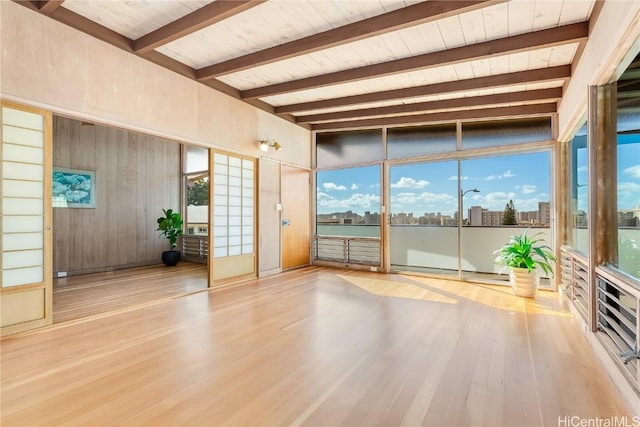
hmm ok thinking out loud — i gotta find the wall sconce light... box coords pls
[259,139,282,152]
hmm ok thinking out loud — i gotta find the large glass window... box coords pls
[316,165,381,237]
[389,160,458,276]
[387,124,456,159]
[571,123,588,254]
[460,152,552,282]
[615,110,640,279]
[316,130,383,168]
[462,117,552,150]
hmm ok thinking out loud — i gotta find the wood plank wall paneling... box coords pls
[52,116,181,275]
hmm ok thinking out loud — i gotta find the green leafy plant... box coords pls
[493,230,556,276]
[156,209,184,249]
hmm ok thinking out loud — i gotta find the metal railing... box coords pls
[314,235,380,266]
[182,235,208,262]
[560,248,590,322]
[595,267,640,391]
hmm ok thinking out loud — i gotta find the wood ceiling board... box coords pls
[158,0,407,69]
[61,0,212,40]
[239,22,587,99]
[196,1,503,80]
[311,103,557,131]
[133,1,266,54]
[291,81,566,116]
[558,0,595,24]
[274,65,571,114]
[252,46,575,108]
[295,88,562,123]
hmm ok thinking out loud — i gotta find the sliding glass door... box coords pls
[389,160,459,276]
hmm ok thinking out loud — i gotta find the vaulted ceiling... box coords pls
[16,0,596,131]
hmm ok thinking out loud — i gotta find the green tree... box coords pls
[502,199,517,225]
[187,178,209,206]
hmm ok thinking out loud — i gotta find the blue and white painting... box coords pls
[52,168,96,208]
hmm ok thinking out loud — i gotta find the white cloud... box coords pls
[618,182,640,209]
[520,184,537,194]
[322,182,347,191]
[484,170,516,181]
[448,175,468,181]
[391,177,429,189]
[369,183,380,189]
[350,183,359,190]
[577,166,588,172]
[624,165,640,179]
[317,193,380,210]
[390,192,456,213]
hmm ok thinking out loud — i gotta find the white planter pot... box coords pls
[509,267,539,297]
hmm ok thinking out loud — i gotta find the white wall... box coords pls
[558,1,640,141]
[0,2,310,166]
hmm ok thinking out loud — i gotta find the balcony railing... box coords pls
[560,248,590,322]
[595,267,640,392]
[314,235,380,266]
[182,235,208,263]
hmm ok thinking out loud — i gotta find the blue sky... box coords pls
[317,141,640,217]
[317,152,552,217]
[576,135,640,212]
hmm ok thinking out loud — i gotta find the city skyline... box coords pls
[317,152,552,219]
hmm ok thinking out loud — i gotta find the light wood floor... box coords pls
[2,266,633,426]
[53,262,208,323]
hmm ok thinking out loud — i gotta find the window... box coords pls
[460,152,552,282]
[316,165,381,237]
[571,123,588,254]
[615,110,640,279]
[316,129,382,168]
[462,117,552,150]
[387,124,456,159]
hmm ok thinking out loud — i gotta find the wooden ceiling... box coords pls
[16,0,596,131]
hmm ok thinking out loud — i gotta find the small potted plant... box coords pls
[156,208,184,266]
[493,230,556,297]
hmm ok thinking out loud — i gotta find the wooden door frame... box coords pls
[1,100,53,336]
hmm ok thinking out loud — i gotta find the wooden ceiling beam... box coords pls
[311,103,557,131]
[38,0,63,14]
[9,1,308,129]
[296,88,563,124]
[242,22,587,99]
[196,0,505,80]
[276,65,571,114]
[133,1,265,54]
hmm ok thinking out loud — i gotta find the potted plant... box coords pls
[156,208,184,266]
[493,230,556,297]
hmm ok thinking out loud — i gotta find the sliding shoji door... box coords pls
[209,151,256,282]
[1,102,53,336]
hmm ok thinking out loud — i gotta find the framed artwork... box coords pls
[52,167,96,208]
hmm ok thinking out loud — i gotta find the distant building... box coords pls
[468,206,484,226]
[186,205,209,235]
[518,210,538,224]
[538,202,551,226]
[482,210,506,226]
[619,208,640,227]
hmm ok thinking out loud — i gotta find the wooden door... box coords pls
[1,102,53,336]
[281,165,310,270]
